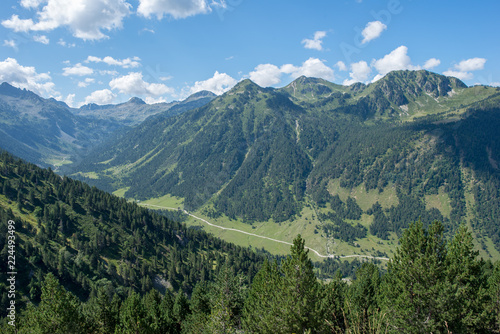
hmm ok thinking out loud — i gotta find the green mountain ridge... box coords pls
[70,70,500,258]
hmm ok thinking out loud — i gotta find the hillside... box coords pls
[70,70,500,259]
[0,151,270,313]
[0,83,215,170]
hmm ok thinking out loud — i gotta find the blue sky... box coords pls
[0,0,499,107]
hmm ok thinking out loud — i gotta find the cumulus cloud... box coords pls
[454,57,486,72]
[335,61,347,72]
[189,71,237,95]
[62,63,94,76]
[78,78,95,88]
[137,0,220,19]
[443,57,487,81]
[86,55,141,68]
[33,35,49,44]
[423,58,440,70]
[0,57,56,96]
[85,89,116,105]
[372,45,419,77]
[442,70,473,81]
[302,31,327,51]
[361,21,387,44]
[343,61,371,85]
[20,0,44,8]
[281,57,334,81]
[110,72,173,96]
[2,0,131,40]
[249,64,282,87]
[1,15,35,33]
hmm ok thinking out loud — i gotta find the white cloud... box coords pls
[64,93,76,107]
[1,15,35,32]
[423,58,440,70]
[189,71,237,95]
[33,35,49,44]
[78,78,95,88]
[85,89,116,105]
[442,70,473,81]
[86,55,141,68]
[454,57,486,72]
[302,31,327,51]
[2,0,131,40]
[137,0,217,19]
[335,61,347,72]
[361,21,387,44]
[57,39,76,48]
[442,57,486,81]
[343,61,371,85]
[3,40,18,50]
[145,96,167,104]
[0,57,56,96]
[110,72,173,96]
[20,0,44,8]
[281,57,334,81]
[490,82,500,87]
[372,45,419,77]
[249,64,282,87]
[62,63,94,76]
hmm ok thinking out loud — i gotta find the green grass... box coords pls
[425,188,452,218]
[327,179,398,211]
[141,194,184,209]
[112,187,130,198]
[74,171,100,179]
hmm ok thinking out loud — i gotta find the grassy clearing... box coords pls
[73,171,100,179]
[327,179,398,211]
[425,188,452,218]
[112,187,130,198]
[141,194,184,209]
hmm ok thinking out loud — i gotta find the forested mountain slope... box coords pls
[71,70,500,256]
[0,152,267,315]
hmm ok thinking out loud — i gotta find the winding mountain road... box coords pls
[141,203,390,261]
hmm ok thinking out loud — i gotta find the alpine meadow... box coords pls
[1,0,500,333]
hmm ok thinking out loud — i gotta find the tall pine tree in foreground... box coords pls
[380,221,490,333]
[243,235,322,333]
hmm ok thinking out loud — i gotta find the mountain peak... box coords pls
[128,97,146,105]
[372,70,467,101]
[185,90,217,101]
[231,79,262,91]
[0,82,41,101]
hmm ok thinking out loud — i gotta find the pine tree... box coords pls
[242,259,284,333]
[346,262,381,331]
[21,273,84,333]
[443,224,489,332]
[116,291,148,334]
[380,220,448,333]
[280,234,321,333]
[207,264,245,333]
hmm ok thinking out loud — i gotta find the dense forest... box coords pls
[0,152,366,328]
[1,223,499,333]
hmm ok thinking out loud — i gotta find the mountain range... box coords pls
[1,70,499,260]
[66,70,500,259]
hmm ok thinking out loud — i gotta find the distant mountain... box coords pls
[0,83,216,169]
[0,82,123,169]
[74,90,216,126]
